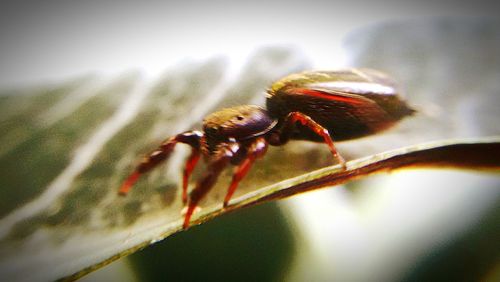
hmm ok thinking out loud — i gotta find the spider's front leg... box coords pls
[223,137,268,207]
[119,131,203,200]
[183,142,240,229]
[274,112,346,168]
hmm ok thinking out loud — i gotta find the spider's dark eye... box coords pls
[206,127,218,135]
[236,116,244,121]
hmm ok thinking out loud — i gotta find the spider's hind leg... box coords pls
[274,112,346,168]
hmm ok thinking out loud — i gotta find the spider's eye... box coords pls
[206,126,218,135]
[236,115,244,121]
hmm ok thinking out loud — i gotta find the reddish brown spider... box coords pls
[119,68,415,228]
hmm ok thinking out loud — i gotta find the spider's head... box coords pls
[202,105,276,155]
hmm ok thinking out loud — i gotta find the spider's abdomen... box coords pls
[266,68,415,141]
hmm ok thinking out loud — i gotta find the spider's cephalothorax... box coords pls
[119,68,415,228]
[201,105,276,157]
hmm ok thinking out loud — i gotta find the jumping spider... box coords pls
[119,68,415,228]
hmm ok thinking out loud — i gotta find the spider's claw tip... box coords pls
[118,185,129,196]
[336,156,347,170]
[118,171,141,195]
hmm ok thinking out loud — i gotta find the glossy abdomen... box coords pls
[266,69,415,141]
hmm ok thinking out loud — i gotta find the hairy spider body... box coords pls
[119,68,415,228]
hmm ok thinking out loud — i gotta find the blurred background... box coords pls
[0,1,499,282]
[1,0,498,88]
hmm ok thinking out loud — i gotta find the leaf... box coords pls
[70,137,500,281]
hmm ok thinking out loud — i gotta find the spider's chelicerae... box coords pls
[119,68,415,228]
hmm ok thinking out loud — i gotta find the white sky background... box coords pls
[0,0,498,88]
